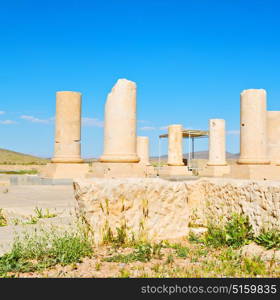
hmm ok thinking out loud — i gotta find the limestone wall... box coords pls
[188,178,280,234]
[73,177,280,244]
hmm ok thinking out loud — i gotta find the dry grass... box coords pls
[0,148,49,165]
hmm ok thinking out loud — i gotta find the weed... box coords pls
[171,244,190,258]
[203,213,254,248]
[0,227,93,276]
[255,230,280,250]
[165,254,174,265]
[0,209,7,227]
[242,257,266,276]
[34,207,57,219]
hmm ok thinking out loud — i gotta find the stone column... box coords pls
[238,89,270,165]
[52,91,83,163]
[267,111,280,165]
[137,136,151,165]
[167,124,184,166]
[99,79,140,163]
[207,119,227,166]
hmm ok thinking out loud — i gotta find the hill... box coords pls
[151,151,239,161]
[0,148,49,165]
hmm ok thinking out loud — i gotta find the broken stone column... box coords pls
[167,124,184,166]
[267,111,280,165]
[238,89,270,164]
[52,91,83,163]
[207,119,227,166]
[99,79,139,163]
[137,136,151,165]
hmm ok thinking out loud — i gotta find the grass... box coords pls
[0,209,7,227]
[34,207,57,219]
[1,212,280,278]
[0,169,38,175]
[255,230,280,250]
[0,148,49,165]
[0,226,93,277]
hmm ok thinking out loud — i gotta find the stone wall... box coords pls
[189,178,280,234]
[73,177,280,244]
[73,178,189,244]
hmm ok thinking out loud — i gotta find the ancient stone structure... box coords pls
[238,89,270,165]
[99,79,140,163]
[137,136,151,165]
[207,119,227,166]
[167,124,184,166]
[73,178,189,244]
[202,119,230,177]
[52,91,83,163]
[40,91,89,179]
[159,124,192,176]
[73,177,280,244]
[267,111,280,165]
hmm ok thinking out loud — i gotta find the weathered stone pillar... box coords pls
[99,79,140,163]
[267,111,280,165]
[137,136,151,165]
[52,91,83,163]
[207,119,227,166]
[238,89,270,165]
[167,124,184,166]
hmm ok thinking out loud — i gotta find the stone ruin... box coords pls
[38,80,280,243]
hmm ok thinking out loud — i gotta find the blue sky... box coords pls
[1,0,280,158]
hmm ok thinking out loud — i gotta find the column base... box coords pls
[158,166,193,177]
[200,165,231,177]
[40,163,89,179]
[51,157,83,163]
[237,158,270,165]
[226,164,280,180]
[99,154,140,163]
[87,162,153,178]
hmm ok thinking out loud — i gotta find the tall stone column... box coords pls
[207,119,227,166]
[137,136,151,165]
[167,124,184,166]
[99,79,140,163]
[52,91,83,163]
[267,111,280,165]
[238,89,270,165]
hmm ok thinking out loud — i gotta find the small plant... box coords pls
[104,242,152,263]
[255,230,280,250]
[152,242,164,259]
[242,256,266,276]
[171,244,190,258]
[34,207,57,219]
[165,254,174,265]
[203,213,254,248]
[25,215,38,225]
[224,213,254,248]
[0,209,7,227]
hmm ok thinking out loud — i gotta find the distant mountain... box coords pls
[0,148,49,164]
[151,151,239,161]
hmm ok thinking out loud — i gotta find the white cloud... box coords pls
[0,111,5,115]
[227,130,240,135]
[140,126,157,131]
[0,120,17,125]
[82,117,104,127]
[20,115,50,124]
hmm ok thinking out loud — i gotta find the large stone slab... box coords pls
[73,178,190,244]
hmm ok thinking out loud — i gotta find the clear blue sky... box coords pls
[1,0,280,158]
